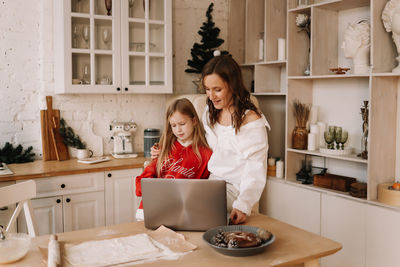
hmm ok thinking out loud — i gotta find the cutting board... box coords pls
[51,116,70,161]
[40,96,69,161]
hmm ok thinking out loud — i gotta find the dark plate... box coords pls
[202,225,275,257]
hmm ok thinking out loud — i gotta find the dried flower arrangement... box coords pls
[292,99,310,128]
[295,14,311,39]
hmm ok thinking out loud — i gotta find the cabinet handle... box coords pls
[66,198,71,203]
[117,87,121,91]
[56,199,61,204]
[61,184,66,189]
[124,87,128,92]
[0,207,8,211]
[107,173,112,178]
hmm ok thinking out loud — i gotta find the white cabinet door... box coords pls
[262,179,321,235]
[320,194,366,267]
[105,169,142,225]
[63,191,105,232]
[18,196,63,236]
[365,205,400,267]
[121,0,173,94]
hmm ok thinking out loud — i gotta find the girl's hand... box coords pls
[150,143,160,159]
[229,208,247,225]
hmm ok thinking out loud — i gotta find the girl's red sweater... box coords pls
[135,140,212,208]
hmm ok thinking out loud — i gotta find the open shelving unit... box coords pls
[228,0,287,161]
[229,0,399,208]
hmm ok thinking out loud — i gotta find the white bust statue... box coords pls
[341,20,370,74]
[382,0,400,73]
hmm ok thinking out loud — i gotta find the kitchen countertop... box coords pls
[0,155,148,182]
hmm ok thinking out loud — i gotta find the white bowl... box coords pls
[0,233,31,264]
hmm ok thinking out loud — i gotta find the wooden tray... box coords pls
[313,173,357,192]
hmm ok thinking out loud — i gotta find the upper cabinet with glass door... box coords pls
[54,0,172,94]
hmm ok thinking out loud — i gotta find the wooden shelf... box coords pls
[252,92,286,96]
[288,74,370,79]
[287,148,368,164]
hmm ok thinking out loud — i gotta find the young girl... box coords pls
[135,98,212,220]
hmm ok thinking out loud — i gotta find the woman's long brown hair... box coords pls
[201,55,260,133]
[156,98,209,177]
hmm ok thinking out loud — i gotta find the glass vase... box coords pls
[292,127,308,150]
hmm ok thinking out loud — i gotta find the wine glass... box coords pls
[82,25,90,49]
[339,131,348,150]
[72,25,80,48]
[324,131,334,149]
[129,0,135,18]
[334,128,342,150]
[105,0,112,16]
[82,64,90,84]
[102,28,111,49]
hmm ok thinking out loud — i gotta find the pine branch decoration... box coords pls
[0,142,35,164]
[185,3,229,74]
[59,118,86,149]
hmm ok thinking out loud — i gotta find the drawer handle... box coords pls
[117,87,121,91]
[56,199,61,204]
[107,173,112,178]
[124,87,128,92]
[61,184,66,189]
[0,207,8,211]
[66,198,71,203]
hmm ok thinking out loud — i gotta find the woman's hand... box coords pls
[229,208,247,225]
[150,143,160,159]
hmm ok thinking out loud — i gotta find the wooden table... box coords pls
[5,214,341,267]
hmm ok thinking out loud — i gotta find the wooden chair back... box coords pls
[0,180,38,237]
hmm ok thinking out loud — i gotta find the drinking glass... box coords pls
[102,28,111,49]
[324,131,334,149]
[340,131,348,150]
[129,0,135,17]
[82,64,90,84]
[334,129,342,150]
[105,0,112,16]
[82,25,90,49]
[72,25,80,48]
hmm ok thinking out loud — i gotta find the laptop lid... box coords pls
[141,179,227,231]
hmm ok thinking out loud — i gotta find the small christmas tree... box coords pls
[185,3,228,74]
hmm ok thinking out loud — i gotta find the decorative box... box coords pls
[313,173,357,192]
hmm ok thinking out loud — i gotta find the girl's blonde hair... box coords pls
[156,98,209,177]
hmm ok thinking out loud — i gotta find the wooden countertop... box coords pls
[0,156,148,182]
[13,214,341,267]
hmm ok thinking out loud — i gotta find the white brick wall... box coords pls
[0,0,229,158]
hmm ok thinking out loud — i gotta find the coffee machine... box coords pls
[110,120,138,158]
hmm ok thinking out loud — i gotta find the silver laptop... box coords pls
[141,179,227,231]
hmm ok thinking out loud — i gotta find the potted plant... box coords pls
[59,119,92,159]
[292,99,310,150]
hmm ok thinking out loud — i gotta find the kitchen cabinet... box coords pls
[321,194,366,267]
[18,172,105,235]
[365,205,400,267]
[261,178,320,235]
[54,0,172,94]
[105,168,142,225]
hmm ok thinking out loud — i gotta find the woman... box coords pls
[201,54,270,224]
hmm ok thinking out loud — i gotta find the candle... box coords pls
[308,133,317,151]
[278,38,286,61]
[276,160,284,178]
[268,157,276,166]
[317,122,327,147]
[310,124,320,148]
